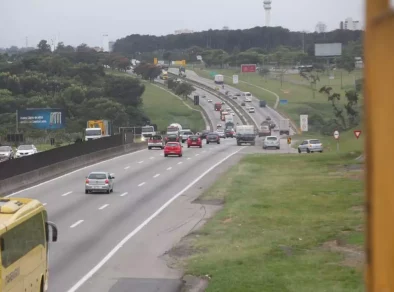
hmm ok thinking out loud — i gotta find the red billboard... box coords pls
[241,64,257,73]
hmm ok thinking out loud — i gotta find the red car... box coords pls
[187,135,202,148]
[164,142,183,157]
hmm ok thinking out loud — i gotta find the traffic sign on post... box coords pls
[300,115,308,132]
[334,130,340,140]
[354,130,362,139]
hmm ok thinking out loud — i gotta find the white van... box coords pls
[243,92,252,102]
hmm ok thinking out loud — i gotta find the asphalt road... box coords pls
[168,69,295,136]
[6,84,250,292]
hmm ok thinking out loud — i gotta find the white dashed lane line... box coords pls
[124,166,130,170]
[62,191,72,197]
[70,220,84,228]
[43,203,47,206]
[153,174,160,178]
[98,204,109,210]
[138,161,144,164]
[187,157,191,160]
[167,167,172,171]
[195,154,199,156]
[138,182,146,187]
[177,162,183,165]
[120,192,128,197]
[149,157,154,159]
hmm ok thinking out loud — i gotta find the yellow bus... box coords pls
[0,198,58,292]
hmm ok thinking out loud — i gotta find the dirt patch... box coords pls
[222,217,232,224]
[192,198,224,205]
[322,240,364,268]
[180,275,209,292]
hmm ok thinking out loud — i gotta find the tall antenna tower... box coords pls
[263,0,272,27]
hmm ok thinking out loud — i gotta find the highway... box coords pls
[168,69,295,135]
[7,84,247,292]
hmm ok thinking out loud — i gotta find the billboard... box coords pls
[241,64,257,73]
[314,43,342,57]
[172,60,186,65]
[18,108,66,129]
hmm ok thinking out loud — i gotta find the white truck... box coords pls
[225,114,234,123]
[279,119,290,135]
[236,125,256,146]
[167,123,182,135]
[141,125,157,138]
[214,74,224,84]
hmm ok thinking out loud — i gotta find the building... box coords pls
[108,41,115,52]
[340,17,362,30]
[263,0,272,27]
[174,29,194,35]
[315,22,327,33]
[102,34,109,52]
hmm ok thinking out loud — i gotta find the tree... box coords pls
[133,62,161,81]
[174,82,195,99]
[37,40,51,53]
[300,70,320,98]
[319,86,359,130]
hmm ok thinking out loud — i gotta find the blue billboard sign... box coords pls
[18,108,66,129]
[279,99,288,105]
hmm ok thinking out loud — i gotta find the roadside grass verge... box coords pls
[182,153,365,292]
[192,68,363,130]
[105,70,206,132]
[142,83,205,133]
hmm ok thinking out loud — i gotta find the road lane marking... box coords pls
[6,149,147,198]
[43,203,47,206]
[98,204,109,210]
[120,192,128,197]
[70,220,84,228]
[62,191,72,197]
[202,150,206,153]
[65,146,245,292]
[153,174,160,178]
[149,157,154,159]
[138,161,144,164]
[138,182,146,187]
[124,166,130,170]
[195,154,199,156]
[167,167,172,170]
[187,157,191,160]
[177,162,183,165]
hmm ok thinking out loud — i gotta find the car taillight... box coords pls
[198,138,201,142]
[105,179,109,184]
[85,179,89,183]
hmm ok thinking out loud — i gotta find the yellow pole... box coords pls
[365,0,394,291]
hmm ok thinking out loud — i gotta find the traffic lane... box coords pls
[26,146,204,225]
[47,141,240,291]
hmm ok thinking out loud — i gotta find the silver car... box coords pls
[298,139,323,153]
[216,129,226,138]
[85,172,115,194]
[263,136,280,150]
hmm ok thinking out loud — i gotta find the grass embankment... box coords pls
[192,68,363,127]
[182,153,364,292]
[106,70,206,133]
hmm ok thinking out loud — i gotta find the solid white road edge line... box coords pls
[5,149,147,198]
[65,146,245,292]
[70,220,84,228]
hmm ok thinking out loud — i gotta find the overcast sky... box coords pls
[0,0,364,48]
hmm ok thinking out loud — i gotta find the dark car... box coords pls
[241,102,246,106]
[200,130,210,140]
[206,133,220,144]
[225,128,235,138]
[165,134,179,143]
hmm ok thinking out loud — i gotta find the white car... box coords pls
[208,99,212,103]
[245,97,252,102]
[248,107,255,113]
[15,144,38,158]
[216,129,226,138]
[226,107,231,111]
[217,123,222,128]
[232,112,235,116]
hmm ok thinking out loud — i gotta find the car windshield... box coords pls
[267,137,278,141]
[142,127,154,133]
[183,132,193,135]
[189,136,199,140]
[246,93,251,97]
[88,173,107,179]
[18,145,33,150]
[168,134,177,138]
[310,140,321,144]
[208,134,218,137]
[166,143,178,147]
[86,129,102,136]
[0,146,11,151]
[150,136,162,140]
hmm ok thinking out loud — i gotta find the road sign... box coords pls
[280,99,288,105]
[233,75,239,84]
[153,58,158,64]
[287,137,292,144]
[209,71,217,77]
[354,130,362,139]
[334,130,340,139]
[300,115,308,132]
[241,64,257,73]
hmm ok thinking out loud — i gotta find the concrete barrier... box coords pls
[0,142,147,196]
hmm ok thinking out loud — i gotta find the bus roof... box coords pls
[0,198,44,232]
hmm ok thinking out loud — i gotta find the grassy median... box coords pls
[182,153,364,292]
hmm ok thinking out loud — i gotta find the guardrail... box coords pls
[169,72,257,128]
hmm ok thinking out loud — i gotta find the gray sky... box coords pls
[0,0,364,48]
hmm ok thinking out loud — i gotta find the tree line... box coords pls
[0,40,150,140]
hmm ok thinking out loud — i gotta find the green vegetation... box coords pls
[183,153,364,292]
